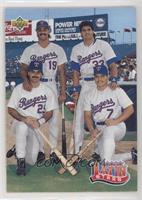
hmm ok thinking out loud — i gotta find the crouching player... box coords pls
[7,61,58,175]
[84,65,137,164]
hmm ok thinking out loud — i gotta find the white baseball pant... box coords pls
[74,80,96,153]
[95,122,132,162]
[39,81,59,150]
[11,120,44,165]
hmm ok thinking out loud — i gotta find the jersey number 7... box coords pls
[107,108,113,118]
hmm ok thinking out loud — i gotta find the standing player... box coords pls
[20,20,67,154]
[70,21,118,153]
[84,64,137,163]
[8,61,58,175]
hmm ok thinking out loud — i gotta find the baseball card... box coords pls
[0,0,142,199]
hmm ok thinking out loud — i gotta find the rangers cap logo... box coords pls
[94,65,108,76]
[28,61,43,74]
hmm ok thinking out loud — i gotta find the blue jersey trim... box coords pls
[107,57,118,66]
[70,61,80,72]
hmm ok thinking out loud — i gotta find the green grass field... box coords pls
[7,164,137,192]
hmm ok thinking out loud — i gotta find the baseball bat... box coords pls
[58,132,102,174]
[34,128,77,176]
[61,103,67,158]
[68,103,76,155]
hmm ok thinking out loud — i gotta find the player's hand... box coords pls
[72,92,79,103]
[91,128,100,139]
[105,119,118,126]
[24,116,40,128]
[58,92,66,103]
[23,116,34,124]
[29,119,40,128]
[109,82,118,90]
[23,80,32,91]
[31,120,40,128]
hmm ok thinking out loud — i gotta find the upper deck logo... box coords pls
[11,16,29,31]
[90,160,130,185]
[5,16,32,36]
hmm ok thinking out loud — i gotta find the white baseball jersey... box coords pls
[20,42,67,79]
[84,86,133,123]
[8,83,58,119]
[70,39,117,78]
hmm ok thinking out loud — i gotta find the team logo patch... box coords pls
[89,160,130,186]
[34,62,40,68]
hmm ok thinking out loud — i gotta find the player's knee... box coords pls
[103,126,115,139]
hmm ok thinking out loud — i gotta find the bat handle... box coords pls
[62,102,65,119]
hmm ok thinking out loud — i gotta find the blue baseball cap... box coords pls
[28,61,43,74]
[36,20,50,31]
[94,65,109,76]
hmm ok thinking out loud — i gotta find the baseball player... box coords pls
[70,21,118,153]
[20,20,67,153]
[8,61,58,175]
[84,64,136,163]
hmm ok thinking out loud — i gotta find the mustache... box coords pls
[38,33,48,36]
[31,76,39,78]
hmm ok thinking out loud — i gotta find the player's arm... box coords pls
[20,63,28,80]
[8,107,26,122]
[109,62,118,90]
[8,107,39,128]
[105,105,134,126]
[58,63,66,103]
[84,111,99,139]
[20,63,32,91]
[72,70,80,103]
[70,46,81,102]
[104,41,118,89]
[8,106,53,129]
[37,111,53,127]
[37,87,58,127]
[29,110,53,128]
[109,62,118,77]
[73,70,80,86]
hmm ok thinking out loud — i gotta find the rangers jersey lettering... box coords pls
[91,98,115,114]
[78,50,103,66]
[30,52,57,62]
[8,83,58,118]
[20,43,67,79]
[19,95,47,110]
[84,87,133,123]
[70,39,118,78]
